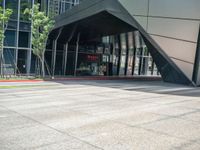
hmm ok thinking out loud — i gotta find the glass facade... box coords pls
[1,0,81,76]
[45,0,81,17]
[107,31,159,77]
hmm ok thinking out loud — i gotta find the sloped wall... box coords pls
[119,0,200,81]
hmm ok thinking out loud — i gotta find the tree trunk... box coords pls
[0,49,3,77]
[40,54,45,78]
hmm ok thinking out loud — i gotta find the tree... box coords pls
[24,3,55,78]
[0,5,12,76]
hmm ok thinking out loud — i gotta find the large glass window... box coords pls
[20,0,32,21]
[18,31,30,48]
[55,50,63,75]
[4,30,16,47]
[19,22,31,31]
[132,31,160,76]
[77,53,101,76]
[7,20,18,30]
[48,0,80,17]
[3,48,16,75]
[17,49,28,74]
[5,0,18,20]
[44,50,52,75]
[30,52,36,74]
[66,52,75,75]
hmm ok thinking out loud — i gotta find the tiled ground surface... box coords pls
[0,80,200,150]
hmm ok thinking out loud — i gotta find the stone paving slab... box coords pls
[0,80,200,150]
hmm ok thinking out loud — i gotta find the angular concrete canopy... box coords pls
[49,0,194,85]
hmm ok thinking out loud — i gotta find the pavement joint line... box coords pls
[133,125,200,143]
[164,99,196,105]
[89,113,199,144]
[126,95,168,102]
[150,111,200,124]
[0,87,93,96]
[137,98,196,107]
[109,116,171,129]
[0,104,104,150]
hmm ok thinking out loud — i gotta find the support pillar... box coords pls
[26,50,31,76]
[51,40,57,77]
[124,33,128,75]
[62,43,68,75]
[51,28,63,78]
[132,31,137,76]
[117,35,121,76]
[74,33,80,76]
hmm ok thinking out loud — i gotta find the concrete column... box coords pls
[51,40,57,77]
[26,50,31,75]
[74,33,80,76]
[62,43,68,75]
[51,28,63,77]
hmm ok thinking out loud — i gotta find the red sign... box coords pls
[87,55,99,62]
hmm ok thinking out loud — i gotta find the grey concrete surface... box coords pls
[0,80,200,150]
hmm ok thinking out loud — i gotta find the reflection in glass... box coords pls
[17,49,28,74]
[4,30,16,47]
[5,0,18,20]
[7,20,17,30]
[127,32,134,76]
[20,0,32,21]
[3,48,16,75]
[119,33,127,75]
[112,36,119,75]
[18,31,29,48]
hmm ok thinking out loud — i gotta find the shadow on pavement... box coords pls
[51,80,200,98]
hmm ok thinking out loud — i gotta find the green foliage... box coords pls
[24,3,55,59]
[20,1,32,21]
[0,6,13,50]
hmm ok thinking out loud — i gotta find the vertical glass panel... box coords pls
[5,0,18,20]
[4,30,16,47]
[55,50,63,75]
[3,49,16,64]
[19,22,31,31]
[17,49,27,74]
[127,32,134,76]
[20,0,32,21]
[18,31,30,48]
[66,52,75,75]
[44,50,52,74]
[7,20,17,30]
[134,49,140,75]
[119,33,127,75]
[3,48,16,75]
[102,36,109,44]
[112,36,119,75]
[49,0,60,17]
[134,35,142,75]
[30,52,36,74]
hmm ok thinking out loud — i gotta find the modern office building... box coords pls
[1,0,200,86]
[0,0,81,75]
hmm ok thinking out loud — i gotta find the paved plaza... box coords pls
[0,80,200,150]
